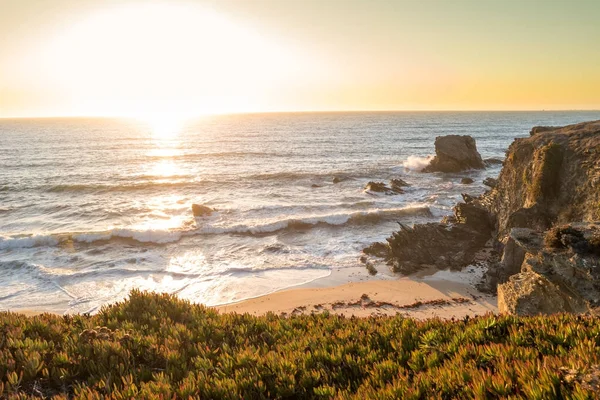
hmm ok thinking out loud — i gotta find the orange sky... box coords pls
[0,0,599,118]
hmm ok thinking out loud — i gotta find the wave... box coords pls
[0,206,432,249]
[198,206,432,235]
[0,234,60,250]
[45,180,212,193]
[402,155,433,171]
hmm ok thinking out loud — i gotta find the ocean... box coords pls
[1,111,599,313]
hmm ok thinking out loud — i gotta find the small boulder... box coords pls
[461,177,474,184]
[483,177,498,188]
[484,157,504,167]
[364,181,401,195]
[192,204,213,217]
[422,135,485,173]
[390,178,410,187]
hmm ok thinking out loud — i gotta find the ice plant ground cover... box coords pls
[1,290,599,399]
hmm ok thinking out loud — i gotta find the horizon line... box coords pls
[1,108,600,119]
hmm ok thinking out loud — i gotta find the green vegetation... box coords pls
[2,290,600,399]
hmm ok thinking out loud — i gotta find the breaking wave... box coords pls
[402,155,433,171]
[0,206,431,249]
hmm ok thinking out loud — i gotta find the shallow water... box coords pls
[1,111,599,313]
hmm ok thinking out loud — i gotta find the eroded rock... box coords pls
[364,181,402,195]
[498,270,589,315]
[422,135,485,173]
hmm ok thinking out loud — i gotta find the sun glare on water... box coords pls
[141,115,187,140]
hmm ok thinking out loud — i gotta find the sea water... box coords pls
[1,111,599,313]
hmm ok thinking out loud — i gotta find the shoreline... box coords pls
[216,265,497,319]
[5,265,497,319]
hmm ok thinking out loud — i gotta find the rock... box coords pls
[530,126,558,136]
[192,204,213,217]
[422,135,485,173]
[364,181,401,195]
[390,178,410,192]
[493,223,600,314]
[484,157,504,167]
[332,177,342,184]
[461,193,476,203]
[311,184,322,188]
[362,242,388,258]
[461,177,474,184]
[485,120,600,238]
[498,270,589,315]
[483,177,497,188]
[381,202,494,274]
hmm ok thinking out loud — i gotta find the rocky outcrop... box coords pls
[486,120,600,238]
[368,120,600,315]
[484,157,504,167]
[530,126,558,136]
[498,271,589,315]
[483,177,497,188]
[192,204,213,217]
[364,181,403,195]
[390,178,410,191]
[364,202,494,274]
[495,223,600,315]
[461,177,474,184]
[422,135,485,173]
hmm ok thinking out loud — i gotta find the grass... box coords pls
[1,290,599,399]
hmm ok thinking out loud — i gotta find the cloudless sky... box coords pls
[0,0,599,117]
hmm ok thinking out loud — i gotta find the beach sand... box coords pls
[8,266,497,319]
[216,273,497,319]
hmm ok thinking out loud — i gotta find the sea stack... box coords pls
[422,135,485,173]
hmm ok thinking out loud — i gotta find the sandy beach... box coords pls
[216,268,497,319]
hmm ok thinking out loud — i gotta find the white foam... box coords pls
[197,207,431,235]
[73,228,182,244]
[403,155,433,171]
[0,234,59,250]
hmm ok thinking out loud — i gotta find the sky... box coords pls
[0,0,599,118]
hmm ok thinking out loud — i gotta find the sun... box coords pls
[140,114,187,140]
[37,2,305,118]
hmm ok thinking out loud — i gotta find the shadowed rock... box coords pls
[364,181,402,195]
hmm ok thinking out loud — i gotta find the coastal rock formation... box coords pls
[368,120,600,315]
[484,157,504,167]
[364,181,403,195]
[461,177,474,184]
[422,135,485,173]
[192,204,213,217]
[486,120,600,238]
[483,177,497,188]
[493,223,600,315]
[365,201,494,274]
[498,271,589,315]
[390,178,410,191]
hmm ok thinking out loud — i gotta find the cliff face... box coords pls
[488,120,600,238]
[367,120,600,315]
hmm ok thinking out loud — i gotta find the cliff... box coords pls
[487,120,600,238]
[367,120,600,315]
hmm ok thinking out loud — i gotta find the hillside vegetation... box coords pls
[1,290,599,399]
